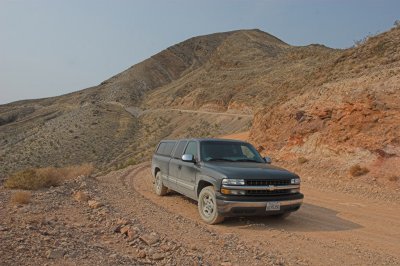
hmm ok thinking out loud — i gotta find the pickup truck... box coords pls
[151,138,303,224]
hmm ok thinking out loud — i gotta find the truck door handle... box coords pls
[178,165,182,170]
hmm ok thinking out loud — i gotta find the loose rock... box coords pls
[88,200,103,209]
[46,249,65,259]
[140,232,160,246]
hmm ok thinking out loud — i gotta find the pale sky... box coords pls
[1,0,399,104]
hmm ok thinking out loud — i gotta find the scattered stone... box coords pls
[127,228,138,240]
[160,244,171,252]
[46,249,65,259]
[67,251,78,259]
[140,232,160,246]
[88,200,103,209]
[116,218,130,225]
[73,191,89,202]
[26,225,36,230]
[0,226,8,231]
[113,225,122,233]
[137,250,146,258]
[120,225,130,235]
[152,252,166,260]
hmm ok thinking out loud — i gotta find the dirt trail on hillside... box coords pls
[127,164,400,266]
[124,106,253,118]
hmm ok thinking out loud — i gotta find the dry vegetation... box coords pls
[4,163,94,190]
[11,190,31,204]
[297,157,309,164]
[349,164,370,177]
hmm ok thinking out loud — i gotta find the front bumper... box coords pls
[216,193,304,217]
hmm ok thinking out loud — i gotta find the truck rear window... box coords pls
[156,141,177,156]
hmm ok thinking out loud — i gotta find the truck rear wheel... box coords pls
[154,171,168,196]
[198,186,224,224]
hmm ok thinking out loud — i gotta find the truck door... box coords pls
[168,140,188,191]
[177,141,199,199]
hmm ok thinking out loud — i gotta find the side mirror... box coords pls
[264,156,272,164]
[182,154,195,163]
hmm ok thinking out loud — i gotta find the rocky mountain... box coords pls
[251,26,400,188]
[1,26,399,190]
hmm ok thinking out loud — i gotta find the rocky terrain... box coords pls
[250,25,400,190]
[1,162,399,265]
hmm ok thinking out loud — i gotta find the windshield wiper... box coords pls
[235,159,261,163]
[207,158,234,162]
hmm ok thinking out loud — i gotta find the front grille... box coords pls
[245,179,291,186]
[245,179,293,196]
[246,189,292,196]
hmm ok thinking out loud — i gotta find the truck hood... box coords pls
[202,162,298,180]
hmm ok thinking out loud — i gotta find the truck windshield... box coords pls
[200,141,264,163]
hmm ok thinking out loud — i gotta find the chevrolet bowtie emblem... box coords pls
[266,185,276,191]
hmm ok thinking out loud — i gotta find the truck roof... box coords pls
[158,138,247,143]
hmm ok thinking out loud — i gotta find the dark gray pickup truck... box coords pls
[151,138,303,224]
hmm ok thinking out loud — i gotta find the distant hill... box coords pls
[1,26,399,188]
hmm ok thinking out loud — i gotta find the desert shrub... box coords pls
[297,157,309,164]
[349,164,369,177]
[4,169,50,190]
[61,163,94,179]
[388,176,399,182]
[11,191,31,204]
[5,163,95,190]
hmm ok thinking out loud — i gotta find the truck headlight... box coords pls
[222,179,245,186]
[291,178,300,185]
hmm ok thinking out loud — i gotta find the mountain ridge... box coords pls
[1,27,399,191]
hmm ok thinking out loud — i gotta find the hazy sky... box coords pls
[1,0,399,104]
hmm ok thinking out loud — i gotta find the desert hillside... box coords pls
[1,26,400,193]
[0,30,249,177]
[251,25,400,189]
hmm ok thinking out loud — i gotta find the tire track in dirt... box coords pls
[96,163,289,265]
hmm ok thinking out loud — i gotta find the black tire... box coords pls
[198,186,224,224]
[154,171,168,196]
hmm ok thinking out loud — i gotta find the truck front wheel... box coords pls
[154,171,168,196]
[198,186,224,224]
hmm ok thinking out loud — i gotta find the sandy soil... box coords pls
[2,162,399,265]
[132,164,400,265]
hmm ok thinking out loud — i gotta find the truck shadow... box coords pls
[222,203,362,232]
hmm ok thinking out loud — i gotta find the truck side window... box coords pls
[173,141,188,159]
[156,142,167,155]
[184,141,198,160]
[163,142,177,156]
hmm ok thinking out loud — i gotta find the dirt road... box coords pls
[124,163,400,265]
[2,162,399,265]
